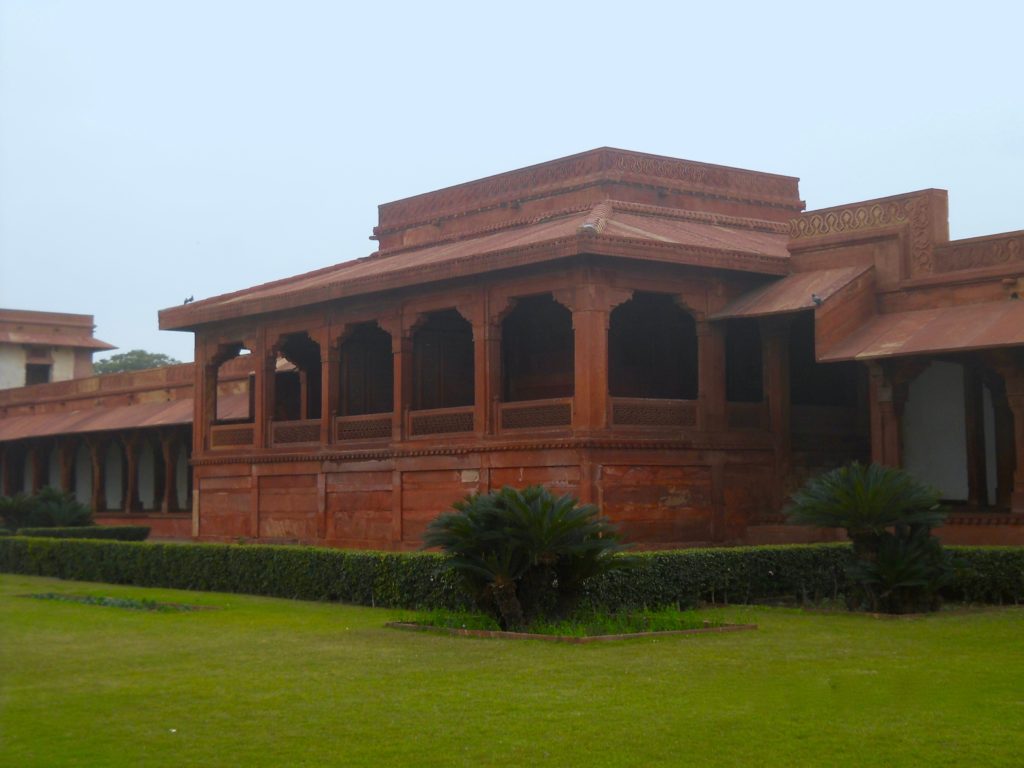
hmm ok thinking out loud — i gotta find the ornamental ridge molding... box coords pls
[933,233,1024,274]
[789,197,935,276]
[190,435,773,466]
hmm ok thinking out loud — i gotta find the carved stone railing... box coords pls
[270,419,321,446]
[610,398,697,429]
[335,413,392,442]
[210,423,254,449]
[407,406,474,437]
[726,402,768,430]
[933,232,1024,274]
[499,398,572,432]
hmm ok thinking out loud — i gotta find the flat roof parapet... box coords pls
[374,147,804,253]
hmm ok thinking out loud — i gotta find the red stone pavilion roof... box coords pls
[160,200,792,330]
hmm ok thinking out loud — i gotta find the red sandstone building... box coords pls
[2,149,1023,546]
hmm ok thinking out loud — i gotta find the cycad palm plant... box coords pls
[423,486,630,630]
[787,462,948,613]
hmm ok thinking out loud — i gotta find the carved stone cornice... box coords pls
[933,232,1024,274]
[376,148,802,237]
[789,192,943,277]
[191,433,774,466]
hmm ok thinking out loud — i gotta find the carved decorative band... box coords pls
[611,399,696,428]
[410,410,474,436]
[210,425,254,448]
[379,149,799,231]
[501,402,572,430]
[789,201,910,239]
[789,196,934,276]
[272,422,321,444]
[336,416,392,441]
[933,235,1023,273]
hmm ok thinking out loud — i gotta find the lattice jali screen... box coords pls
[210,425,255,448]
[611,399,696,428]
[272,421,321,444]
[336,416,392,441]
[409,409,474,436]
[500,401,571,430]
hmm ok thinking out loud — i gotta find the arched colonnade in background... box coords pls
[0,427,191,514]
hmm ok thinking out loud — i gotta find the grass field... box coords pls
[1,574,1022,767]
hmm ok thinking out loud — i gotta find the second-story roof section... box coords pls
[0,308,116,350]
[159,149,801,331]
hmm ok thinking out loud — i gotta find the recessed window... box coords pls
[25,363,51,385]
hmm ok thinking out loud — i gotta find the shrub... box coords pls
[786,463,949,613]
[422,486,632,630]
[0,487,93,530]
[0,538,1018,611]
[16,526,151,541]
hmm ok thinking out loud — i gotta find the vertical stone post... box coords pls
[122,435,140,513]
[963,365,988,506]
[485,321,502,435]
[160,435,179,513]
[696,318,725,432]
[1003,373,1024,512]
[471,315,493,438]
[253,333,271,449]
[320,335,339,445]
[28,443,45,493]
[378,317,407,442]
[58,440,75,493]
[88,438,105,513]
[761,316,792,502]
[564,283,630,434]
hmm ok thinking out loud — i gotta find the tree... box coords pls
[93,350,182,374]
[422,486,632,630]
[786,462,951,613]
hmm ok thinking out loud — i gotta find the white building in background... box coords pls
[0,309,115,389]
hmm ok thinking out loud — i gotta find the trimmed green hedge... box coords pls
[584,544,851,611]
[0,537,1019,610]
[16,526,151,542]
[0,537,467,609]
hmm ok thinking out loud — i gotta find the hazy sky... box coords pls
[1,1,1021,363]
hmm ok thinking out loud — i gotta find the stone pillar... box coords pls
[58,441,75,494]
[28,443,45,493]
[867,360,922,468]
[159,434,178,513]
[122,435,140,513]
[991,384,1015,509]
[697,318,725,432]
[88,438,105,513]
[485,321,502,436]
[253,334,271,449]
[963,365,988,506]
[1003,374,1024,512]
[761,316,791,502]
[378,317,407,442]
[321,337,340,445]
[197,337,220,456]
[561,283,631,434]
[471,318,496,437]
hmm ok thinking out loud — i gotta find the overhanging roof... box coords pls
[160,201,791,330]
[0,394,248,442]
[0,330,116,351]
[819,300,1024,362]
[711,265,871,320]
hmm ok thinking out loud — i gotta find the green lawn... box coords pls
[1,575,1022,767]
